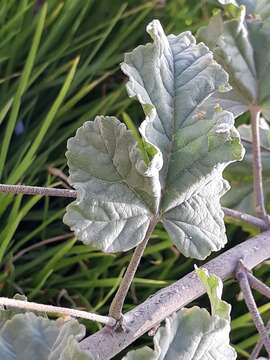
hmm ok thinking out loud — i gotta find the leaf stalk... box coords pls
[109,217,158,320]
[250,106,270,226]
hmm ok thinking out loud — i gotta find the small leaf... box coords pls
[0,311,92,360]
[195,267,231,320]
[65,20,244,259]
[216,0,270,22]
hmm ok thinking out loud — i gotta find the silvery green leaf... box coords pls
[123,20,243,259]
[162,178,230,259]
[123,308,236,360]
[64,116,162,252]
[225,120,270,176]
[58,338,92,360]
[198,7,270,119]
[123,269,236,360]
[123,347,156,360]
[65,20,243,259]
[0,312,92,360]
[222,119,270,215]
[0,294,28,327]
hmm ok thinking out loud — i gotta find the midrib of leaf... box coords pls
[232,30,256,79]
[157,40,213,214]
[161,41,177,209]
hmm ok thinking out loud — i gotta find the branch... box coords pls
[0,297,116,326]
[235,261,270,356]
[80,230,270,360]
[250,106,270,225]
[0,184,77,198]
[0,185,267,230]
[109,218,157,320]
[0,185,266,231]
[250,320,270,360]
[222,207,268,230]
[247,271,270,300]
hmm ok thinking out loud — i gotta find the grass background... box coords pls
[0,0,269,358]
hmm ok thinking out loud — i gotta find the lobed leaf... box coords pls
[123,268,236,360]
[198,5,270,119]
[65,20,244,259]
[0,311,92,360]
[64,116,162,253]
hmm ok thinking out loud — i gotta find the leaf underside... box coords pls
[0,311,92,360]
[64,20,243,259]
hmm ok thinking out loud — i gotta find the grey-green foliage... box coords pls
[198,1,270,217]
[198,4,270,119]
[64,20,244,260]
[123,268,236,360]
[222,118,270,215]
[0,311,91,360]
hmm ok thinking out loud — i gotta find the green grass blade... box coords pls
[0,195,41,263]
[0,3,47,179]
[7,56,79,185]
[0,98,13,126]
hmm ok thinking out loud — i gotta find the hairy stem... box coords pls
[80,230,270,360]
[0,184,77,197]
[0,297,115,326]
[222,207,268,230]
[109,217,158,320]
[236,261,270,356]
[250,106,270,225]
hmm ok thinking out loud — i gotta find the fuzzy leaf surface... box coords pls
[64,116,161,253]
[198,7,270,119]
[65,20,243,259]
[122,20,243,259]
[123,269,236,360]
[222,119,270,215]
[0,311,91,360]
